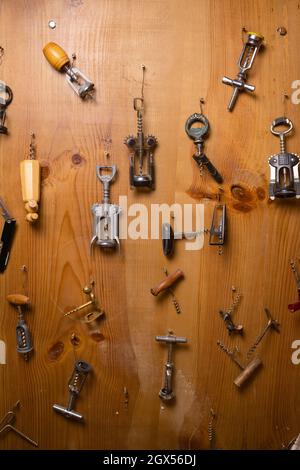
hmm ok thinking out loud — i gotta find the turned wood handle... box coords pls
[150,269,184,296]
[234,357,262,388]
[6,294,30,305]
[43,42,70,71]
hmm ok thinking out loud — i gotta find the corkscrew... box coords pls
[0,198,16,272]
[91,165,121,249]
[219,286,243,335]
[124,66,157,189]
[6,294,33,361]
[208,409,216,449]
[268,117,300,200]
[151,268,184,315]
[222,31,264,111]
[53,360,92,422]
[0,401,38,447]
[162,200,226,257]
[0,81,13,134]
[43,42,94,99]
[185,108,223,184]
[64,282,104,331]
[246,308,280,359]
[20,133,41,223]
[155,331,188,401]
[217,340,262,388]
[288,259,300,312]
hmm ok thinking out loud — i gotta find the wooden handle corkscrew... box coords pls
[150,269,184,296]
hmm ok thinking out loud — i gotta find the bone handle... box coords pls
[234,357,262,388]
[150,269,184,296]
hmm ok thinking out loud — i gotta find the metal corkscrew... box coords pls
[6,294,33,361]
[222,31,264,111]
[268,117,300,199]
[124,66,157,189]
[219,286,243,335]
[155,332,187,401]
[91,165,121,249]
[53,360,92,422]
[246,308,280,359]
[185,109,223,184]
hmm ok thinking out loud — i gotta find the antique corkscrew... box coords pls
[0,81,13,135]
[162,201,226,256]
[288,259,300,312]
[151,268,183,314]
[6,294,33,361]
[0,401,38,447]
[217,340,262,388]
[43,42,94,99]
[222,31,264,111]
[20,133,41,222]
[155,331,187,401]
[0,198,16,272]
[246,308,280,359]
[64,282,104,329]
[91,165,121,249]
[53,360,92,422]
[124,66,157,189]
[185,107,223,184]
[219,286,243,335]
[268,117,300,199]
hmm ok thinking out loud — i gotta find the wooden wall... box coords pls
[0,0,300,450]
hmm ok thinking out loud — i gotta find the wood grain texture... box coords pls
[0,0,299,450]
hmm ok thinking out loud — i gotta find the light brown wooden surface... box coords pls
[0,0,300,450]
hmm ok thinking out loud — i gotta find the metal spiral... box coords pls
[29,133,36,160]
[246,338,259,359]
[241,45,255,69]
[208,409,216,447]
[137,110,143,134]
[172,297,181,314]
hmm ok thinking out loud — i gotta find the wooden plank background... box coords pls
[0,0,299,450]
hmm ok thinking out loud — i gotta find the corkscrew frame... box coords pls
[0,82,13,134]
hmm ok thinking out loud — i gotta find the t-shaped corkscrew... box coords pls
[222,31,264,111]
[155,331,187,401]
[53,360,92,422]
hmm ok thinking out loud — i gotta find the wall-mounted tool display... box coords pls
[64,282,104,327]
[219,286,243,335]
[0,198,16,272]
[162,202,226,256]
[268,117,300,200]
[0,81,13,135]
[20,133,41,223]
[288,259,300,312]
[246,308,280,358]
[155,331,187,401]
[53,360,92,422]
[43,42,94,99]
[222,31,264,111]
[0,401,38,447]
[185,109,223,184]
[91,165,121,249]
[217,340,262,388]
[124,66,157,189]
[6,294,33,361]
